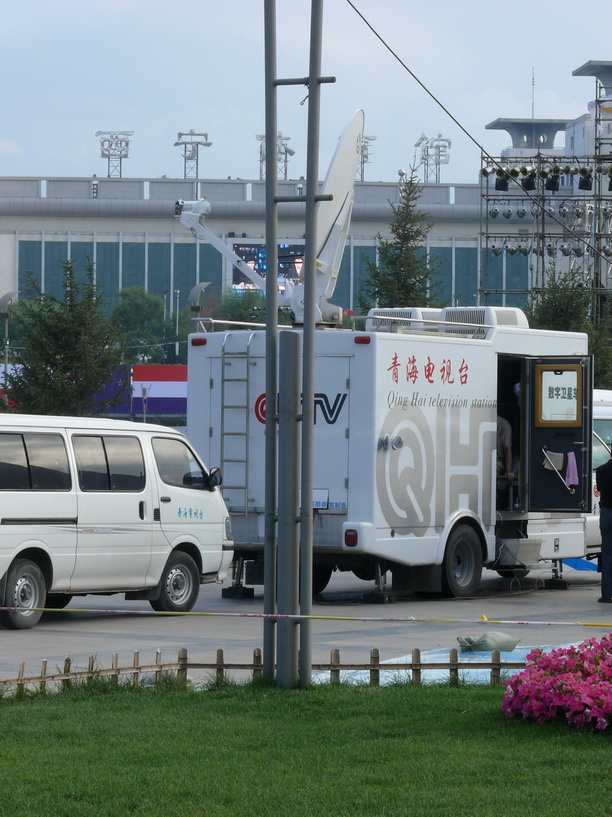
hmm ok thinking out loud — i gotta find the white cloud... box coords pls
[0,0,610,183]
[0,139,23,157]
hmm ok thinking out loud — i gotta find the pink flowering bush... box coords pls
[501,635,612,731]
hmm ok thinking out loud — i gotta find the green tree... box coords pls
[204,288,293,327]
[524,263,612,389]
[590,312,612,389]
[220,289,266,323]
[358,169,442,312]
[5,261,127,415]
[112,287,173,364]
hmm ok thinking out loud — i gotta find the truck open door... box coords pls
[525,356,592,513]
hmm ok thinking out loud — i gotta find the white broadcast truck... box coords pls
[186,307,593,597]
[178,110,595,598]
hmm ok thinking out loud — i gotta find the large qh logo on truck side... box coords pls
[254,392,347,425]
[376,405,495,534]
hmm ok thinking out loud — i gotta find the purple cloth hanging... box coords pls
[565,451,579,487]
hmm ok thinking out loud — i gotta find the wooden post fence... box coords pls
[0,647,526,697]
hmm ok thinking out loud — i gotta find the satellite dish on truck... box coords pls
[316,109,364,256]
[290,109,364,324]
[176,109,364,326]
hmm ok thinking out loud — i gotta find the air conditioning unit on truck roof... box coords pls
[366,306,530,336]
[365,307,441,332]
[440,306,530,328]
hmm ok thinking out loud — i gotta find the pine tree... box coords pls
[525,263,612,389]
[524,263,592,332]
[112,287,172,364]
[5,261,127,415]
[358,169,442,312]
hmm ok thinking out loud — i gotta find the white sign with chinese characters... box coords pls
[540,369,579,423]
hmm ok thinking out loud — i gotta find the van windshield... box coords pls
[593,430,612,469]
[152,437,209,490]
[594,419,612,449]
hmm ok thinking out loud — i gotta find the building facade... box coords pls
[0,176,493,315]
[1,60,610,317]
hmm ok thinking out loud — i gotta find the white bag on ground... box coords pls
[457,631,519,653]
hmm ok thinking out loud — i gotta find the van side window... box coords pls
[0,432,71,491]
[104,436,146,491]
[152,437,208,490]
[0,433,30,489]
[73,435,145,492]
[24,433,71,490]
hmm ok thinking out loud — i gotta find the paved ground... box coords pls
[0,565,609,684]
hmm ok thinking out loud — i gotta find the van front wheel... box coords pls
[0,558,46,630]
[150,552,200,613]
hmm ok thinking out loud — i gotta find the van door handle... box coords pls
[160,496,171,503]
[139,501,146,520]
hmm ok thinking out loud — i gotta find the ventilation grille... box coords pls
[364,306,528,336]
[365,307,441,332]
[439,307,529,336]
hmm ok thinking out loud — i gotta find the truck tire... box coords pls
[313,564,333,596]
[150,551,200,613]
[352,563,377,582]
[0,558,46,630]
[441,525,483,598]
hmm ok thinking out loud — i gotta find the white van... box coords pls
[593,390,612,450]
[0,415,233,629]
[586,390,612,553]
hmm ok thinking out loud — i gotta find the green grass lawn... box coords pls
[0,682,609,817]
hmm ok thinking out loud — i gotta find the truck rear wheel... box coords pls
[352,563,377,582]
[0,558,46,630]
[442,525,482,597]
[313,564,333,596]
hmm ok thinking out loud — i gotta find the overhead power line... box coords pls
[345,0,608,264]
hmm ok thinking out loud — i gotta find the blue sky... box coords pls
[1,0,609,184]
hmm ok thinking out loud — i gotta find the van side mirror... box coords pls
[209,467,222,490]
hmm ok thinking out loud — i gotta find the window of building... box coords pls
[122,242,146,289]
[44,242,69,299]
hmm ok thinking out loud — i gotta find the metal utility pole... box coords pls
[275,330,301,688]
[263,0,334,687]
[298,0,325,690]
[262,0,280,682]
